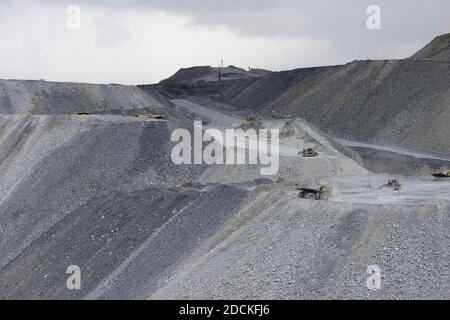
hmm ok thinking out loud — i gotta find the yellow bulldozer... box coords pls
[384,179,401,191]
[246,115,257,123]
[301,147,319,158]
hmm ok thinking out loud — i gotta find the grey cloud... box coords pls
[39,0,450,59]
[1,0,449,84]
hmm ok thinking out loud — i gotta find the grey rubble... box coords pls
[0,34,449,299]
[152,34,450,155]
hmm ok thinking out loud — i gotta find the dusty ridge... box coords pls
[161,65,264,84]
[0,79,171,115]
[152,188,449,300]
[410,33,450,61]
[152,34,450,155]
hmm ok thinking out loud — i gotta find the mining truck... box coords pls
[135,113,166,119]
[431,171,450,178]
[297,183,332,200]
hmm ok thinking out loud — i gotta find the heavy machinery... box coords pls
[431,171,450,178]
[301,147,319,158]
[384,179,401,191]
[297,183,332,200]
[246,115,257,123]
[135,113,166,119]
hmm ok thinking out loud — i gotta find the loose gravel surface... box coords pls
[153,40,450,155]
[152,187,449,300]
[1,37,449,299]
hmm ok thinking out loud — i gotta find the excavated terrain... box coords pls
[151,34,450,156]
[0,35,449,299]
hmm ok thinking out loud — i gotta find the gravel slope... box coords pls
[151,35,450,155]
[152,187,449,300]
[207,59,450,155]
[161,65,263,84]
[0,185,247,299]
[0,79,171,115]
[1,35,449,300]
[410,33,450,61]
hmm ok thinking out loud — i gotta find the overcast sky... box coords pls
[0,0,448,84]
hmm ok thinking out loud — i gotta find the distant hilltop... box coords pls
[160,65,272,84]
[161,33,450,85]
[151,33,450,156]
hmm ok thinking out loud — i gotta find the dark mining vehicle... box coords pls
[431,171,450,178]
[297,184,332,200]
[135,113,166,119]
[246,115,257,122]
[384,179,401,191]
[301,147,319,158]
